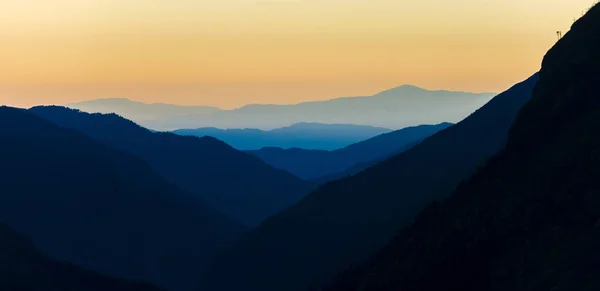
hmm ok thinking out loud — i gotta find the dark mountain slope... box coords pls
[0,107,246,291]
[0,223,163,291]
[202,73,538,291]
[248,123,451,180]
[333,122,452,162]
[327,4,600,291]
[315,139,425,183]
[30,107,315,226]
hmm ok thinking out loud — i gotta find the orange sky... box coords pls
[0,0,596,109]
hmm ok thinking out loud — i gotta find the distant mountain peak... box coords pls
[372,84,428,96]
[373,84,496,98]
[398,84,426,90]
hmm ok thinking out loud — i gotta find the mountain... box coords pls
[174,123,392,151]
[326,4,600,291]
[201,74,538,291]
[315,139,425,183]
[67,98,220,131]
[0,106,247,291]
[30,106,315,226]
[69,86,495,131]
[247,123,452,180]
[0,223,163,291]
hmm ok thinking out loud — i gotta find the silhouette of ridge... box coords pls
[326,4,600,290]
[0,106,246,291]
[69,87,494,130]
[247,123,452,180]
[201,72,538,291]
[30,106,316,226]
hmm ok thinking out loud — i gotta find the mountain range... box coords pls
[173,123,392,150]
[68,85,495,131]
[201,73,538,291]
[326,4,600,290]
[3,4,599,291]
[0,106,246,291]
[247,123,452,180]
[30,106,315,226]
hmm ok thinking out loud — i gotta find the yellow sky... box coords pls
[0,0,596,108]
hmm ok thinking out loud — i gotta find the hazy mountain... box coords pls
[0,106,246,291]
[201,74,538,291]
[69,86,495,131]
[30,106,315,226]
[174,123,392,151]
[0,223,164,291]
[247,123,452,180]
[327,5,600,290]
[67,98,220,130]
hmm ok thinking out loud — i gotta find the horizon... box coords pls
[1,0,596,109]
[65,83,498,109]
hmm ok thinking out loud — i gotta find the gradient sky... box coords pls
[0,0,596,109]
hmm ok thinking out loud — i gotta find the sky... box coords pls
[0,0,596,109]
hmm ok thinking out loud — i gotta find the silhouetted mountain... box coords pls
[30,107,315,226]
[67,98,220,131]
[248,123,451,180]
[315,139,425,183]
[327,4,600,291]
[0,106,246,291]
[0,223,163,291]
[173,123,392,150]
[201,73,538,291]
[69,87,494,130]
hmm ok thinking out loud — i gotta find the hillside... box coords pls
[0,223,163,291]
[174,123,392,151]
[326,3,600,291]
[248,123,451,180]
[316,139,424,183]
[201,73,537,291]
[70,86,494,130]
[30,106,315,226]
[0,106,246,291]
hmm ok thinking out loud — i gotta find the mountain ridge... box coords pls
[200,72,537,291]
[326,4,600,290]
[68,85,495,130]
[247,123,452,180]
[175,123,392,150]
[30,106,315,226]
[0,106,246,291]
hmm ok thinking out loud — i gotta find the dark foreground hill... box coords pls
[201,72,538,291]
[30,107,315,226]
[0,223,163,291]
[315,139,424,183]
[0,107,246,291]
[326,4,600,291]
[248,123,451,180]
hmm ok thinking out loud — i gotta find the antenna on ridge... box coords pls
[556,31,563,40]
